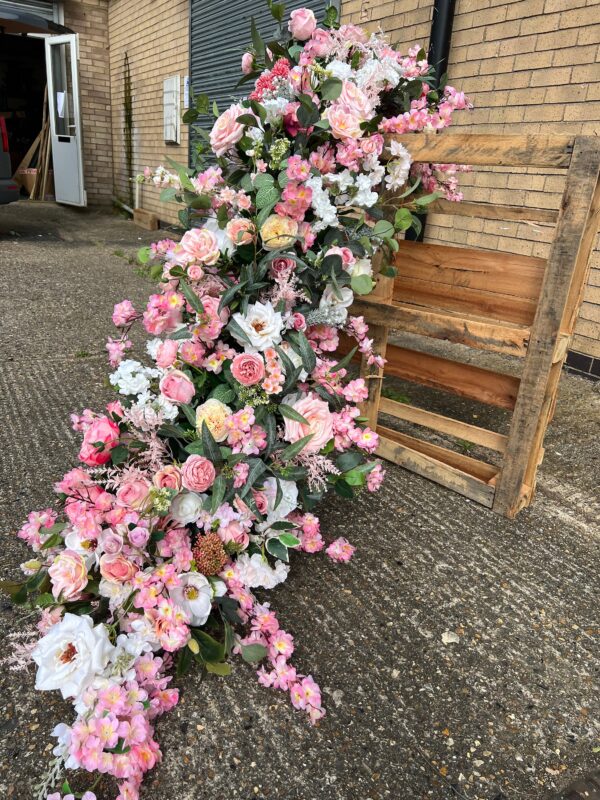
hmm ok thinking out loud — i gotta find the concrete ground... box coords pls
[0,201,598,800]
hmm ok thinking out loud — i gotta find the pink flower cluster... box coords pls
[225,407,267,455]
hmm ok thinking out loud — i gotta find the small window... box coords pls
[163,75,180,144]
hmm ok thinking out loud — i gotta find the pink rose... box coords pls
[78,416,120,467]
[153,464,182,491]
[218,520,249,550]
[326,245,355,268]
[48,550,88,600]
[100,553,138,584]
[283,392,334,453]
[112,299,137,327]
[99,529,123,556]
[361,133,384,156]
[156,339,178,368]
[116,479,151,510]
[226,218,256,246]
[187,264,204,281]
[128,526,150,549]
[291,312,307,331]
[106,400,124,418]
[270,256,296,281]
[251,489,269,515]
[288,8,317,40]
[180,227,220,266]
[325,103,363,140]
[181,455,216,492]
[304,28,332,58]
[231,353,265,386]
[241,52,254,74]
[210,103,245,157]
[339,80,373,120]
[160,369,195,404]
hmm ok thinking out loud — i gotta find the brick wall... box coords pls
[107,0,190,226]
[63,0,113,206]
[342,0,600,367]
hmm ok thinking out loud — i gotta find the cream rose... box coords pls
[259,214,299,250]
[195,397,232,442]
[170,491,206,525]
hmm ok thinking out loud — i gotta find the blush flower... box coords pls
[288,7,317,40]
[283,392,334,453]
[159,369,195,405]
[231,353,265,386]
[48,550,88,601]
[210,103,245,157]
[181,455,216,492]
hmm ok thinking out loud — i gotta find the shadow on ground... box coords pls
[0,202,598,800]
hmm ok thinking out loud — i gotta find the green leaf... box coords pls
[192,629,225,662]
[238,459,266,498]
[329,345,357,373]
[414,191,442,207]
[179,278,205,315]
[159,187,178,203]
[176,645,193,677]
[256,184,280,209]
[372,219,395,239]
[278,533,301,548]
[279,403,309,425]
[334,479,355,498]
[201,421,223,466]
[269,520,297,530]
[280,433,314,462]
[263,413,276,456]
[253,172,275,189]
[394,207,413,231]
[250,99,267,123]
[320,77,343,101]
[158,423,189,439]
[137,246,151,264]
[34,592,56,608]
[241,642,268,663]
[188,193,212,210]
[218,280,246,313]
[266,537,289,562]
[167,327,193,341]
[209,384,235,404]
[236,113,259,127]
[351,274,374,295]
[210,474,227,514]
[250,16,265,58]
[212,99,219,118]
[343,468,367,487]
[180,404,197,428]
[336,451,363,472]
[288,330,317,373]
[205,660,232,676]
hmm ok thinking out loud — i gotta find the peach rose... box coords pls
[116,479,151,510]
[231,353,265,386]
[283,392,334,453]
[153,464,182,491]
[159,369,195,405]
[156,339,178,368]
[325,103,363,140]
[226,218,256,247]
[339,80,373,120]
[260,214,299,250]
[288,8,317,40]
[180,227,220,266]
[210,103,245,157]
[181,455,216,492]
[99,553,138,584]
[48,550,88,600]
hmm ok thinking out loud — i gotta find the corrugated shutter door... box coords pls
[190,0,332,158]
[0,0,57,20]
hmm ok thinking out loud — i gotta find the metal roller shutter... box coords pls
[189,0,334,159]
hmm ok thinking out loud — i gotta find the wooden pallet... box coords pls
[350,133,600,517]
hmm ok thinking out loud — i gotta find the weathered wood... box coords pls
[385,344,520,410]
[12,131,41,178]
[387,133,575,168]
[376,427,497,507]
[393,240,546,300]
[379,397,508,453]
[133,208,159,231]
[493,136,600,516]
[351,296,530,356]
[393,276,537,326]
[429,197,559,224]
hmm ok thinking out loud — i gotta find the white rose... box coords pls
[231,301,283,351]
[31,614,115,700]
[349,257,373,278]
[320,284,354,309]
[98,578,131,611]
[170,572,212,626]
[202,215,234,256]
[170,492,206,524]
[327,59,353,80]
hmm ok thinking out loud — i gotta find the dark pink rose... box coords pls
[78,416,120,467]
[231,353,265,386]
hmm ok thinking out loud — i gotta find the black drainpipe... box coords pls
[405,0,457,242]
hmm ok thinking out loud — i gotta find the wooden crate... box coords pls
[349,133,600,517]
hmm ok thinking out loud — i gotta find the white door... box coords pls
[44,34,86,206]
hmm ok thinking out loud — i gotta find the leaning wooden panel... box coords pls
[429,198,559,225]
[386,133,575,168]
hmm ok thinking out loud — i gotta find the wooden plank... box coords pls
[393,276,538,326]
[379,397,508,453]
[385,344,520,410]
[376,427,497,507]
[493,136,600,517]
[351,297,530,356]
[12,131,41,178]
[387,133,575,168]
[133,208,159,231]
[393,240,546,300]
[429,198,559,225]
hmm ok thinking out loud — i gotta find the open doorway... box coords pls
[0,31,50,197]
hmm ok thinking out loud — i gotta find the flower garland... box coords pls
[3,5,469,799]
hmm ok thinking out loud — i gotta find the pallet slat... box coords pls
[388,133,575,168]
[429,198,559,224]
[376,427,497,507]
[384,344,520,410]
[379,397,508,453]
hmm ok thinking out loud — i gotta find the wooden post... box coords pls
[493,137,600,517]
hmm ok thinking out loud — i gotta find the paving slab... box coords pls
[0,202,599,800]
